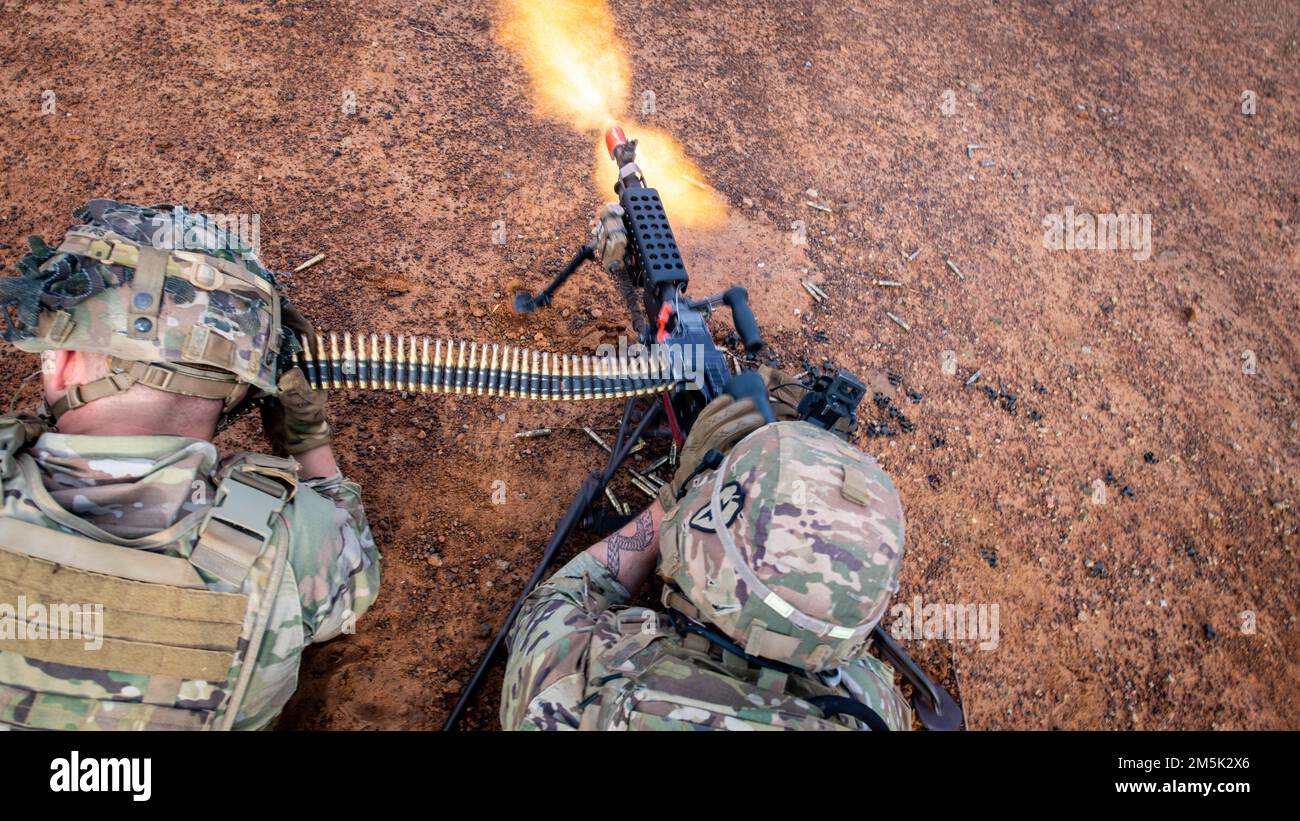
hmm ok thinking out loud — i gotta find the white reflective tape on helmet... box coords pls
[762,591,794,618]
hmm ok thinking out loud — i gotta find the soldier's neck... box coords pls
[54,406,217,441]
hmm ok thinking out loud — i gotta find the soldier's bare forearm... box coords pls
[584,499,664,593]
[295,443,339,479]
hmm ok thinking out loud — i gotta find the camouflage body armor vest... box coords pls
[0,417,296,730]
[574,590,909,731]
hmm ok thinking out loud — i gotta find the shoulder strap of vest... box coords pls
[217,508,293,731]
[189,453,299,589]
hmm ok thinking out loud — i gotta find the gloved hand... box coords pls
[658,393,770,509]
[759,365,856,436]
[261,367,332,456]
[758,365,806,421]
[280,299,315,348]
[261,298,331,455]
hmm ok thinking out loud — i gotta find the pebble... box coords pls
[941,349,958,376]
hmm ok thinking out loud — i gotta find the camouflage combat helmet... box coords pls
[0,199,295,421]
[658,420,905,672]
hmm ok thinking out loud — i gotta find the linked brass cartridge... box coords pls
[299,333,678,401]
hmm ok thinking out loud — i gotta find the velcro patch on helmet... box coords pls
[688,480,744,534]
[841,464,872,507]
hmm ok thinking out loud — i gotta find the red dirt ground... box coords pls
[0,0,1296,730]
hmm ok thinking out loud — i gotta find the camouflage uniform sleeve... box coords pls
[227,471,381,731]
[499,551,629,731]
[291,471,381,643]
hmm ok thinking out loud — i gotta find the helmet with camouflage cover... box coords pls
[0,199,297,422]
[657,420,904,672]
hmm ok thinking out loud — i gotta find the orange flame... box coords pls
[593,122,727,228]
[498,0,726,228]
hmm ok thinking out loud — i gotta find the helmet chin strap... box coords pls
[46,357,243,422]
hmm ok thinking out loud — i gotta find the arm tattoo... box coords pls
[604,508,655,579]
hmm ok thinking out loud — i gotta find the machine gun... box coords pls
[442,125,962,731]
[513,124,774,439]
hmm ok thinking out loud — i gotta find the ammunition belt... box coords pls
[299,333,677,400]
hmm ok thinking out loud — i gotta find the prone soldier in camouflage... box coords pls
[0,200,380,730]
[501,385,911,730]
